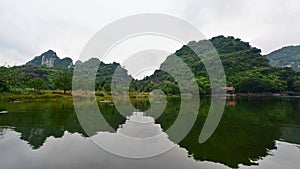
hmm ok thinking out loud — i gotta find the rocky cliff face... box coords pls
[41,51,56,67]
[26,50,73,68]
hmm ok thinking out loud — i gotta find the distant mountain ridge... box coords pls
[26,50,73,68]
[267,45,300,72]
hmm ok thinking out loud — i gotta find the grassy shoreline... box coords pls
[0,93,73,102]
[0,91,151,102]
[1,90,299,102]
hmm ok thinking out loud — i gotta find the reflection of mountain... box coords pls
[0,101,86,149]
[0,101,127,149]
[156,98,283,168]
[281,126,300,145]
[19,127,64,149]
[0,128,231,169]
[180,116,280,168]
[0,97,299,168]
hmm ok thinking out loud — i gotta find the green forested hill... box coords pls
[73,58,131,91]
[267,46,300,72]
[138,36,299,94]
[0,58,130,93]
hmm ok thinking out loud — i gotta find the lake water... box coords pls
[0,97,300,169]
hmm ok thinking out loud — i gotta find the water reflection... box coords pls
[0,128,232,169]
[0,97,299,168]
[281,126,300,144]
[91,112,175,158]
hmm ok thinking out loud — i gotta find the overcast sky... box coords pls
[0,0,299,66]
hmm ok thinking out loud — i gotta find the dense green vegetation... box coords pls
[138,36,300,94]
[0,57,128,96]
[72,58,131,92]
[0,36,299,96]
[54,69,73,94]
[267,45,300,72]
[0,65,61,94]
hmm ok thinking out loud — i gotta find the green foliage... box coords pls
[157,81,180,95]
[237,78,271,93]
[28,78,47,92]
[0,65,61,92]
[196,77,211,94]
[103,83,111,91]
[0,78,9,93]
[293,80,300,92]
[54,70,72,94]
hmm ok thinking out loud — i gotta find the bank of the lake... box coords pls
[0,91,151,102]
[1,90,300,102]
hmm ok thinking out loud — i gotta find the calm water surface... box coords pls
[0,97,300,169]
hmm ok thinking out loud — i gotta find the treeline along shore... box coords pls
[1,36,300,101]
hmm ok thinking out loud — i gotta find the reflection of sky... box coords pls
[281,127,300,145]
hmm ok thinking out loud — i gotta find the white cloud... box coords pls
[0,0,299,66]
[181,0,300,54]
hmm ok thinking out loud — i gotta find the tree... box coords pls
[28,78,47,92]
[196,77,211,94]
[54,70,72,94]
[96,80,106,91]
[160,81,180,95]
[103,83,111,91]
[0,79,9,93]
[237,78,272,93]
[293,80,300,92]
